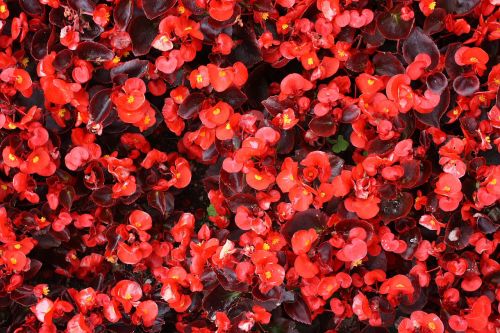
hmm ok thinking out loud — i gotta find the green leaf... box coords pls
[207,204,217,217]
[331,135,349,153]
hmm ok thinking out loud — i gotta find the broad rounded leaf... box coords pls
[142,0,176,19]
[376,5,414,40]
[76,42,114,62]
[403,28,440,69]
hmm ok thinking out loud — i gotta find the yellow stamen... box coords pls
[443,186,451,192]
[429,2,436,10]
[42,286,50,295]
[196,74,203,83]
[178,6,185,14]
[254,174,263,181]
[58,109,66,118]
[213,108,221,115]
[0,5,6,13]
[262,243,270,251]
[10,258,17,265]
[8,154,16,161]
[470,57,478,63]
[307,58,314,66]
[265,271,272,279]
[127,95,135,104]
[14,244,21,250]
[0,185,7,190]
[218,70,226,77]
[428,322,436,330]
[32,156,40,163]
[15,76,23,84]
[367,78,375,85]
[281,23,289,30]
[283,114,291,125]
[262,12,269,20]
[112,56,120,64]
[490,178,497,185]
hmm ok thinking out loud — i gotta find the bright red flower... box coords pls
[291,228,318,255]
[434,173,463,211]
[257,263,285,293]
[399,311,444,333]
[132,300,158,327]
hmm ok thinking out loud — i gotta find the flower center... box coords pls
[8,154,16,161]
[10,257,17,265]
[367,78,375,85]
[32,156,40,163]
[443,186,451,192]
[127,95,135,104]
[490,178,497,185]
[124,293,132,300]
[15,75,23,84]
[262,243,270,251]
[14,244,21,250]
[429,2,436,10]
[281,23,289,30]
[307,57,314,66]
[428,322,436,330]
[265,271,272,279]
[0,5,6,13]
[469,57,478,63]
[196,74,203,83]
[254,174,263,181]
[213,108,221,115]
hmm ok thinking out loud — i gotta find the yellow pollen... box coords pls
[136,222,142,228]
[428,322,436,330]
[225,123,231,130]
[351,259,363,267]
[486,136,491,143]
[112,56,120,64]
[490,178,497,185]
[196,74,203,83]
[8,123,16,129]
[265,271,272,279]
[338,50,346,57]
[443,186,451,192]
[326,284,334,292]
[290,175,294,181]
[262,243,270,251]
[184,26,192,31]
[178,6,185,14]
[71,254,77,260]
[494,78,500,84]
[124,293,132,300]
[160,35,169,42]
[58,109,66,118]
[254,174,263,181]
[305,240,311,246]
[367,78,375,85]
[479,95,486,102]
[14,244,21,250]
[218,70,226,77]
[470,57,478,63]
[144,115,150,125]
[272,238,279,245]
[40,216,46,222]
[171,275,179,279]
[32,156,40,163]
[453,109,459,115]
[302,190,309,195]
[106,256,117,263]
[21,58,29,67]
[307,58,314,66]
[10,258,17,265]
[262,12,269,20]
[282,23,289,30]
[15,76,23,84]
[320,192,326,197]
[395,283,405,288]
[0,5,6,13]
[127,95,135,104]
[0,185,7,190]
[42,286,50,295]
[8,153,16,161]
[283,114,291,125]
[213,108,221,115]
[429,2,436,10]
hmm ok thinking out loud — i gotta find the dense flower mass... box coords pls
[0,0,499,332]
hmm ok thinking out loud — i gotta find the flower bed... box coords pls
[0,0,499,332]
